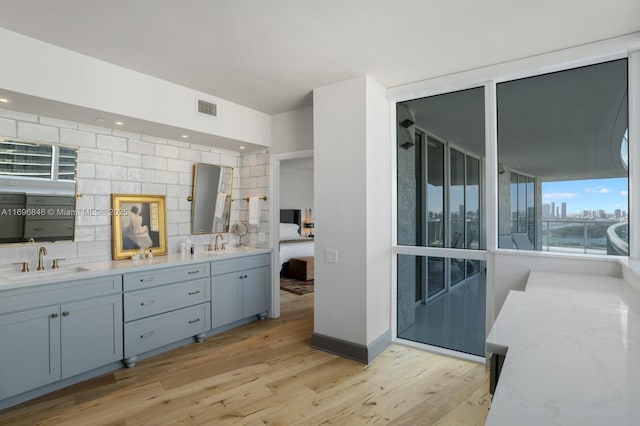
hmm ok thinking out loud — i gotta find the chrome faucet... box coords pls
[37,246,47,271]
[214,233,224,250]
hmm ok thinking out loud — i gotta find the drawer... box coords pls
[0,275,123,315]
[24,219,74,239]
[212,253,270,276]
[0,193,25,204]
[25,195,75,207]
[123,262,210,291]
[124,278,210,321]
[124,302,210,357]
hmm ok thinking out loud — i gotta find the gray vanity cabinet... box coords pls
[211,253,270,330]
[60,294,123,379]
[0,305,61,400]
[0,275,123,401]
[122,262,211,367]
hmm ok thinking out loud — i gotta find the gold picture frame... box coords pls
[111,194,167,260]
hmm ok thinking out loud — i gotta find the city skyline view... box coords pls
[542,177,628,215]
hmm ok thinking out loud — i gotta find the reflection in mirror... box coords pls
[191,163,234,234]
[0,138,78,244]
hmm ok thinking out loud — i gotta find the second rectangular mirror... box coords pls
[190,163,233,234]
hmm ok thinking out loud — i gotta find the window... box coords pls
[497,59,628,255]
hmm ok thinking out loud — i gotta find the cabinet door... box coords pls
[61,294,123,379]
[0,305,61,399]
[242,266,270,318]
[211,272,242,329]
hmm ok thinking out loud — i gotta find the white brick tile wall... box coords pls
[155,170,179,184]
[18,122,59,143]
[156,144,179,158]
[61,129,96,148]
[142,183,167,194]
[39,117,78,129]
[97,134,128,152]
[112,181,141,194]
[128,140,155,155]
[0,117,16,137]
[0,107,38,122]
[126,168,155,182]
[200,151,221,164]
[179,147,200,162]
[95,164,127,181]
[168,159,191,172]
[141,155,167,170]
[141,134,168,144]
[113,152,141,168]
[0,110,264,265]
[81,148,112,165]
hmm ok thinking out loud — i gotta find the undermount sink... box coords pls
[2,266,91,281]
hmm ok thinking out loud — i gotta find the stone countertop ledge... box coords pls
[486,270,640,426]
[0,247,272,291]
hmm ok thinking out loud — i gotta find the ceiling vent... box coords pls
[197,99,217,117]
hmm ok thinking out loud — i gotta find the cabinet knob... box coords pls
[62,311,70,317]
[50,313,59,318]
[244,275,248,279]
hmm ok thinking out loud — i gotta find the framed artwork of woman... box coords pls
[111,194,167,260]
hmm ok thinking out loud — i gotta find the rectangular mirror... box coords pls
[190,163,233,234]
[0,138,78,244]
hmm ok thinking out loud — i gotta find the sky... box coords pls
[542,178,628,214]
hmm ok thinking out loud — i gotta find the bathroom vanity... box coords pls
[0,248,271,410]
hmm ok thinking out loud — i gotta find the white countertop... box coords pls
[0,247,272,291]
[486,270,640,426]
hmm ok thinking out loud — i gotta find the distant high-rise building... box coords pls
[615,209,621,218]
[598,209,606,219]
[542,203,551,218]
[551,202,556,218]
[583,209,590,218]
[561,202,567,218]
[556,206,560,217]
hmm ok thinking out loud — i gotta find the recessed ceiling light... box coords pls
[94,117,105,122]
[115,121,124,126]
[181,134,189,139]
[0,98,9,103]
[239,146,245,150]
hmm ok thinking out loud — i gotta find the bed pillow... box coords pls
[280,223,300,239]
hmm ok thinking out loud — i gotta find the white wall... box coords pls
[364,77,392,342]
[314,76,391,347]
[271,106,313,154]
[0,107,268,267]
[280,160,313,211]
[0,27,271,148]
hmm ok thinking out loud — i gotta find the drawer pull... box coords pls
[140,300,156,306]
[244,275,248,279]
[140,277,154,282]
[188,290,201,296]
[62,311,70,317]
[188,270,200,275]
[188,318,201,324]
[140,331,154,339]
[50,313,59,318]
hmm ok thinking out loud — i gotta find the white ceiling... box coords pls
[0,0,638,116]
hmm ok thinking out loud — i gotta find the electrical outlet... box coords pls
[325,249,338,264]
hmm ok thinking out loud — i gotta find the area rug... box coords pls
[280,277,314,295]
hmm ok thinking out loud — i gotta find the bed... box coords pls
[279,209,314,276]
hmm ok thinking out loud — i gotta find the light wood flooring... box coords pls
[0,291,490,425]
